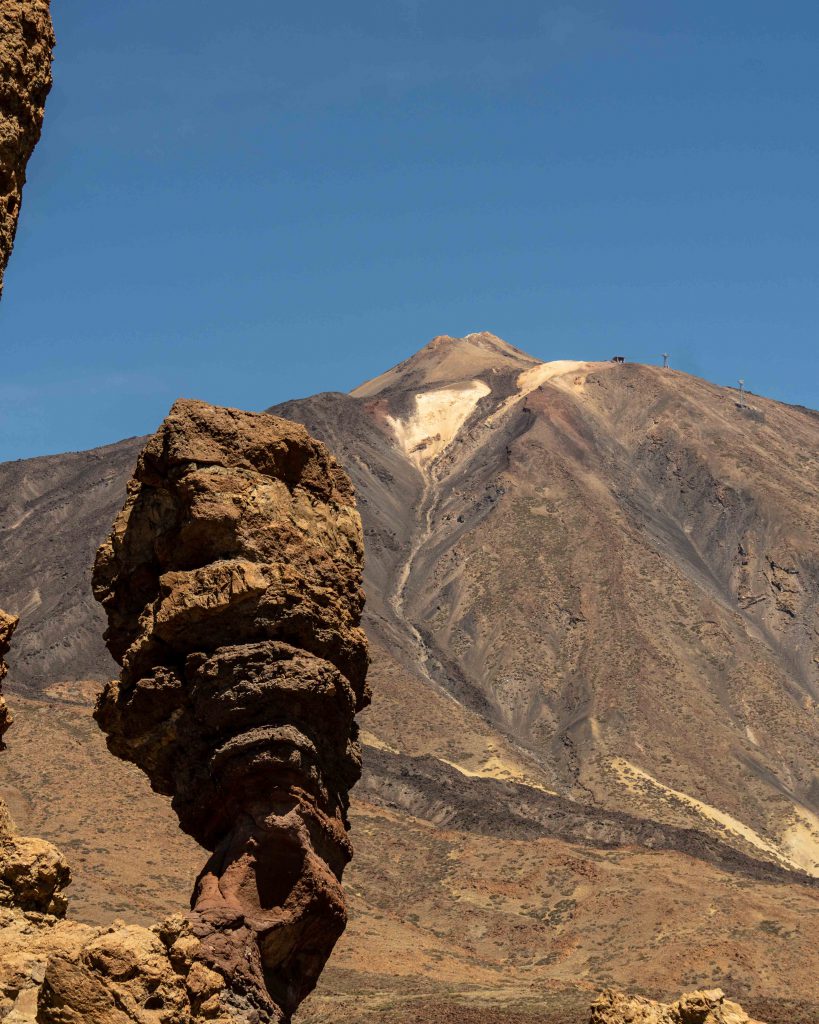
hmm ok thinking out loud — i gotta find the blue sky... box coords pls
[1,1,818,460]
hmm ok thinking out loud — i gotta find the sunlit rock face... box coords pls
[0,0,55,298]
[90,398,370,1022]
[589,988,766,1024]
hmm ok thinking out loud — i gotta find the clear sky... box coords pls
[1,1,818,461]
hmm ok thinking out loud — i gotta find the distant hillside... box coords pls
[0,437,143,695]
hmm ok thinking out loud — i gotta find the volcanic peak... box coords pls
[350,331,542,398]
[352,333,605,471]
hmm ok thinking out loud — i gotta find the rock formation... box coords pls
[0,610,16,745]
[0,609,81,1020]
[590,988,766,1024]
[70,399,369,1022]
[0,0,55,297]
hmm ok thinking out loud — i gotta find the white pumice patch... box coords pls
[386,380,491,470]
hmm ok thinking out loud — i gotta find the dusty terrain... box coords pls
[0,333,818,1021]
[2,699,816,1023]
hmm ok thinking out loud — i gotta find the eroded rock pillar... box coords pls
[90,399,370,1022]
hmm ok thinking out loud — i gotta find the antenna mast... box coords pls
[662,352,669,369]
[738,378,745,408]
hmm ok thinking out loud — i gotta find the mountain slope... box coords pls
[0,437,144,695]
[273,333,819,878]
[0,333,817,1021]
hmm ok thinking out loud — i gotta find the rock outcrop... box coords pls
[0,0,55,297]
[0,610,16,744]
[590,988,766,1024]
[39,915,232,1024]
[43,399,369,1023]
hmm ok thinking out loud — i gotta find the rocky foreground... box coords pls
[590,988,763,1024]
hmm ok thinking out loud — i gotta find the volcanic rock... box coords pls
[76,399,369,1023]
[38,915,233,1024]
[0,0,54,297]
[0,609,16,745]
[590,988,765,1024]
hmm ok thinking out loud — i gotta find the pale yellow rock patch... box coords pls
[386,381,490,469]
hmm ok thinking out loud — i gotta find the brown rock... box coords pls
[0,609,17,744]
[39,920,227,1024]
[0,909,95,1022]
[590,988,766,1024]
[77,399,369,1022]
[0,401,369,1023]
[0,829,69,916]
[0,0,55,297]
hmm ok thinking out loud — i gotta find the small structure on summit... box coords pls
[611,355,625,363]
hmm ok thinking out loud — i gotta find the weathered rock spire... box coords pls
[89,399,370,1022]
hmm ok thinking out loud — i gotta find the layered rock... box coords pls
[0,0,55,297]
[590,988,766,1024]
[64,399,370,1022]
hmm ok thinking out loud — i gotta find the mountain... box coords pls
[0,333,818,1022]
[274,332,819,878]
